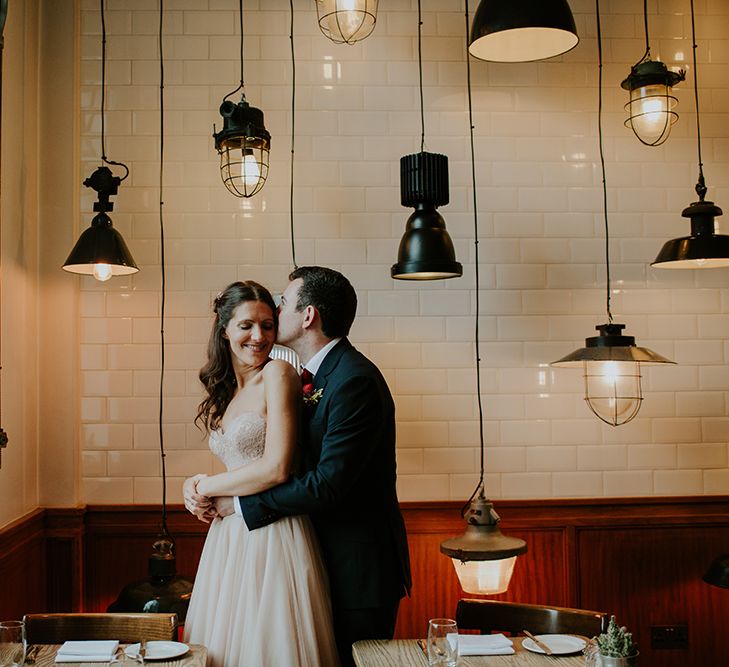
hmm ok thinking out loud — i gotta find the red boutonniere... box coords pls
[303,382,324,407]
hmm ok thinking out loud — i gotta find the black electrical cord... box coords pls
[417,0,425,153]
[289,0,298,269]
[690,0,706,201]
[223,0,245,102]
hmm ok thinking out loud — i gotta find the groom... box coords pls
[213,266,411,665]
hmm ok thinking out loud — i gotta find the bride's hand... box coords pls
[183,474,211,516]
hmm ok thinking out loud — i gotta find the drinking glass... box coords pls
[427,618,458,667]
[0,620,26,667]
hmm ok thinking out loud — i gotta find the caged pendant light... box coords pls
[551,0,674,427]
[316,0,378,45]
[63,0,138,282]
[620,0,685,147]
[651,0,729,269]
[439,0,526,596]
[468,0,578,63]
[391,0,462,281]
[213,0,270,198]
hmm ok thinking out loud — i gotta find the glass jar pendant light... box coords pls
[652,0,729,269]
[621,0,684,147]
[213,0,270,198]
[63,0,137,282]
[316,0,378,45]
[439,0,525,597]
[551,0,674,427]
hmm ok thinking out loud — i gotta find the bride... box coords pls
[182,280,339,667]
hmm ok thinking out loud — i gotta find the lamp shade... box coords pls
[63,212,139,281]
[214,97,270,198]
[392,152,462,280]
[621,60,684,146]
[652,199,729,269]
[440,495,527,595]
[703,553,729,589]
[469,0,578,63]
[552,323,674,426]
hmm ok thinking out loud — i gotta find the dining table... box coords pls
[24,643,207,667]
[352,636,587,666]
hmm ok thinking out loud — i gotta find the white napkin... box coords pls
[447,633,515,656]
[55,640,119,663]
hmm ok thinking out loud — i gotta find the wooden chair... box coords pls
[23,613,178,644]
[456,599,608,638]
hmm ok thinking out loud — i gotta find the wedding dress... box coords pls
[184,412,339,667]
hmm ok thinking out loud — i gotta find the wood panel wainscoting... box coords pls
[1,497,728,667]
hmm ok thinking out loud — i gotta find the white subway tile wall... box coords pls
[79,0,729,504]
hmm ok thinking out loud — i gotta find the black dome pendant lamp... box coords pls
[469,0,578,63]
[63,0,138,282]
[392,0,462,281]
[652,0,729,269]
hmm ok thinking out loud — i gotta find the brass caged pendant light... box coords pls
[651,0,729,269]
[551,0,674,427]
[213,0,270,198]
[439,0,526,596]
[391,0,462,281]
[63,0,138,282]
[316,0,378,45]
[620,0,685,147]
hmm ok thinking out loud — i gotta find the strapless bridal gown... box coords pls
[184,412,339,667]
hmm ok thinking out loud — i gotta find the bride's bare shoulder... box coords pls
[263,358,298,381]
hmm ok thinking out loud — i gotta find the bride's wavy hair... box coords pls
[195,280,277,433]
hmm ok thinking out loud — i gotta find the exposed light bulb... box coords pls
[584,360,642,426]
[241,150,261,188]
[93,263,113,282]
[327,0,362,42]
[630,84,671,141]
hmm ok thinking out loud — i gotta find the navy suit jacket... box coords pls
[239,338,412,610]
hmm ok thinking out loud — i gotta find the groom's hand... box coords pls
[213,496,235,518]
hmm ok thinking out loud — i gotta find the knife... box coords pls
[523,630,553,655]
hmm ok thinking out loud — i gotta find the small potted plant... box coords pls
[595,616,638,666]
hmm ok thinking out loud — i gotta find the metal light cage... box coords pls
[217,136,270,199]
[316,0,378,45]
[621,61,684,147]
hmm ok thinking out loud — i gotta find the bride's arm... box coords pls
[196,360,299,497]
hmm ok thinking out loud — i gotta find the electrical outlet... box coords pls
[650,625,689,650]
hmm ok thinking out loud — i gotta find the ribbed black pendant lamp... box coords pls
[703,554,729,589]
[652,0,729,269]
[213,0,270,198]
[551,0,674,428]
[469,0,578,63]
[439,0,526,596]
[63,0,138,282]
[316,0,378,45]
[392,0,462,281]
[621,0,684,147]
[109,0,192,620]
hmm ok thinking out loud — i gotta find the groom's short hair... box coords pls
[290,266,357,339]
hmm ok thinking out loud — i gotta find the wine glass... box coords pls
[0,620,26,667]
[427,618,458,667]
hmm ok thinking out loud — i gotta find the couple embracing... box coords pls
[183,266,412,667]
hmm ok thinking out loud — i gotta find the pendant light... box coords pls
[439,0,526,596]
[109,0,192,618]
[316,0,378,45]
[620,0,685,147]
[551,0,674,428]
[468,0,578,63]
[652,0,729,269]
[63,0,138,282]
[213,0,270,198]
[391,0,462,281]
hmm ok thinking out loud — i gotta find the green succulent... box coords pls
[596,616,637,658]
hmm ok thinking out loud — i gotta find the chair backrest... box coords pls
[456,599,608,638]
[23,613,178,644]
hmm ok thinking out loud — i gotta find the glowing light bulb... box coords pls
[93,263,113,282]
[241,150,261,188]
[327,0,362,42]
[584,360,642,426]
[628,83,674,145]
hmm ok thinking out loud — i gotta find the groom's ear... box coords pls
[301,304,317,329]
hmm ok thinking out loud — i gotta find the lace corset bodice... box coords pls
[209,412,266,470]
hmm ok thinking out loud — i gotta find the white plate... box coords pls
[124,641,189,661]
[522,634,587,655]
